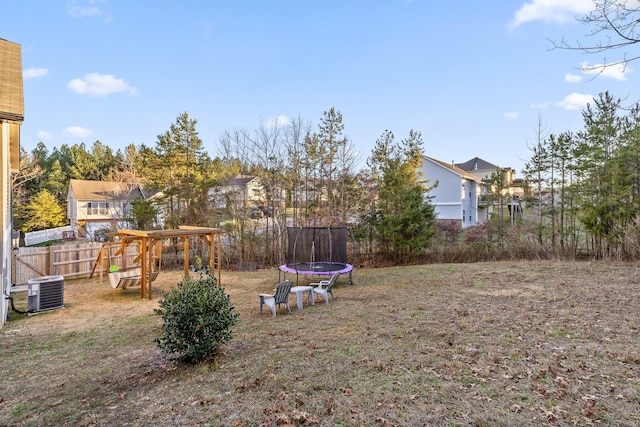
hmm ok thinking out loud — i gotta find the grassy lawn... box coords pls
[2,261,640,426]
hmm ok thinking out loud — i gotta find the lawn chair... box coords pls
[310,272,340,304]
[259,280,293,317]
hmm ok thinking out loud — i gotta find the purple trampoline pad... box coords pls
[280,262,353,276]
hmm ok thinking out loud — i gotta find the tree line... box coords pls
[14,91,640,264]
[12,108,435,266]
[522,92,640,259]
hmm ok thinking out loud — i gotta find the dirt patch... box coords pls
[2,261,640,426]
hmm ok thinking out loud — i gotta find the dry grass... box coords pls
[2,261,640,426]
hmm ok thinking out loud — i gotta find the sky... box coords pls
[1,0,636,176]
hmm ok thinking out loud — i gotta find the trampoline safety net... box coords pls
[286,227,349,267]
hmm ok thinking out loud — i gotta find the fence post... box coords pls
[48,245,54,275]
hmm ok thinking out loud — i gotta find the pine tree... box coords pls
[142,112,211,228]
[367,130,435,263]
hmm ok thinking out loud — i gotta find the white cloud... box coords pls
[565,73,582,83]
[67,73,138,96]
[557,92,593,110]
[504,112,518,120]
[37,131,53,140]
[264,115,292,128]
[23,68,48,79]
[531,102,550,109]
[67,0,112,23]
[581,62,630,81]
[511,0,593,27]
[62,126,93,138]
[67,0,103,17]
[67,5,101,18]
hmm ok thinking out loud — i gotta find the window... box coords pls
[88,202,108,215]
[123,202,132,216]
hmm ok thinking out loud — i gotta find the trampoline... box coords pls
[279,227,354,284]
[280,262,353,275]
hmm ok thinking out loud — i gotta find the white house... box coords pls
[1,38,24,327]
[209,174,285,216]
[67,179,146,240]
[419,156,488,228]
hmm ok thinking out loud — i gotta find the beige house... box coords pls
[221,175,265,205]
[455,157,524,216]
[209,174,279,215]
[67,179,146,240]
[1,38,24,327]
[454,157,514,183]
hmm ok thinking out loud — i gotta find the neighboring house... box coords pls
[209,174,284,216]
[209,175,264,210]
[288,177,328,208]
[419,156,487,228]
[454,157,513,182]
[456,156,523,197]
[144,190,166,229]
[456,156,524,213]
[1,38,24,327]
[67,179,146,240]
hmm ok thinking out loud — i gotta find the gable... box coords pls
[423,156,481,182]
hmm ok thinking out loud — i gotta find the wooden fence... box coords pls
[12,242,140,285]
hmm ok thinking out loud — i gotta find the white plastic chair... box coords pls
[310,272,340,304]
[259,280,293,317]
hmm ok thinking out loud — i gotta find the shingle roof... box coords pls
[69,179,145,201]
[0,38,24,122]
[224,174,257,186]
[455,157,498,172]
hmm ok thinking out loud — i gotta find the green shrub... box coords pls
[154,272,239,363]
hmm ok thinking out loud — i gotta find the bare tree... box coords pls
[11,149,45,231]
[250,118,288,265]
[11,148,44,195]
[553,1,640,74]
[216,127,254,263]
[282,116,312,228]
[111,144,143,184]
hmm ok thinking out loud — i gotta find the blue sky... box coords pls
[2,0,635,176]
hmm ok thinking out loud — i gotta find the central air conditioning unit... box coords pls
[27,275,65,315]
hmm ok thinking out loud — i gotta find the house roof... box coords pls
[424,156,481,182]
[454,157,498,172]
[224,174,258,186]
[0,38,24,122]
[69,179,145,201]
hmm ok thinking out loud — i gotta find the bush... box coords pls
[155,272,239,363]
